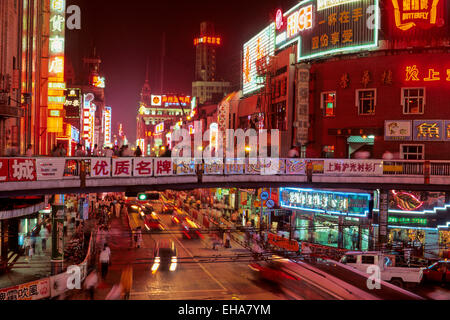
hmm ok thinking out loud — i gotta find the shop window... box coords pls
[356,89,376,115]
[361,255,375,264]
[400,144,424,160]
[321,92,336,117]
[402,88,425,114]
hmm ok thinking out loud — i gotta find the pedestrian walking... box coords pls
[23,234,31,261]
[120,265,133,300]
[99,244,111,279]
[134,227,143,248]
[83,269,99,300]
[224,230,231,248]
[115,201,121,218]
[40,226,49,252]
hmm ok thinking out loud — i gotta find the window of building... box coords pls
[402,88,425,114]
[356,89,376,115]
[322,145,335,158]
[321,92,336,116]
[400,144,424,160]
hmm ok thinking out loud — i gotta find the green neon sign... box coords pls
[388,216,428,226]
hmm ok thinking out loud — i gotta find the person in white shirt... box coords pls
[99,244,111,279]
[39,227,49,252]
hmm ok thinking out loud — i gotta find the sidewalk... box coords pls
[0,227,79,290]
[66,213,134,300]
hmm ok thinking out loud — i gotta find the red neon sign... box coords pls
[194,36,221,46]
[405,65,450,82]
[391,0,445,31]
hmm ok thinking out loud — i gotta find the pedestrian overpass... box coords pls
[0,157,449,197]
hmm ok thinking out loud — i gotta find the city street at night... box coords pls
[0,0,449,313]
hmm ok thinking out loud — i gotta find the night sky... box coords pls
[66,0,298,143]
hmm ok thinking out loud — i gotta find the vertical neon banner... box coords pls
[47,0,66,133]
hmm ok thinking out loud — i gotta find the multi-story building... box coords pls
[238,0,450,254]
[136,69,194,155]
[0,0,23,156]
[192,22,230,105]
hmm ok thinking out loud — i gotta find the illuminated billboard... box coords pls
[104,106,112,146]
[280,187,370,217]
[194,36,222,46]
[92,76,105,88]
[47,0,66,133]
[242,23,276,95]
[275,0,379,62]
[155,122,164,134]
[151,94,192,107]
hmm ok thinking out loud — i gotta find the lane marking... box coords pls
[159,213,228,291]
[131,289,226,296]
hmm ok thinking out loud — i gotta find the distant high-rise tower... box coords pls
[192,22,229,104]
[194,22,218,81]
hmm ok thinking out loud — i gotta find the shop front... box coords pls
[374,190,450,259]
[280,187,371,250]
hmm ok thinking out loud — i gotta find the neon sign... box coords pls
[92,76,105,88]
[104,106,112,146]
[286,5,313,39]
[405,65,450,82]
[279,187,370,217]
[317,0,362,10]
[242,23,275,95]
[155,122,164,134]
[194,36,221,46]
[47,0,66,133]
[391,0,444,31]
[273,0,379,63]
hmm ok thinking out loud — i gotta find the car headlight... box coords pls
[154,257,160,263]
[171,257,177,263]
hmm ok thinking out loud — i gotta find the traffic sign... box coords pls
[260,191,269,201]
[266,199,275,208]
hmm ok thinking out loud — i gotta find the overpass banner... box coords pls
[0,159,8,181]
[225,159,245,174]
[324,159,383,176]
[154,158,173,176]
[90,158,111,178]
[204,159,224,175]
[286,159,306,174]
[36,158,66,180]
[112,158,132,177]
[9,158,36,181]
[133,158,153,176]
[174,159,196,175]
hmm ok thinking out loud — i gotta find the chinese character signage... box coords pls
[324,159,383,176]
[413,120,444,141]
[0,159,8,181]
[154,158,173,176]
[280,187,370,217]
[385,120,412,141]
[404,64,450,84]
[133,158,153,176]
[104,106,112,146]
[64,88,81,118]
[242,23,276,95]
[194,36,221,46]
[151,95,191,107]
[274,0,378,62]
[47,0,66,133]
[90,158,111,177]
[390,0,445,31]
[9,159,36,181]
[0,279,50,301]
[112,158,132,177]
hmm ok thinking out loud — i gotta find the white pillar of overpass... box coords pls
[51,194,65,275]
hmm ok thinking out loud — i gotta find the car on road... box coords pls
[248,259,301,283]
[340,251,424,288]
[181,218,203,239]
[171,211,189,225]
[144,213,165,232]
[422,260,450,283]
[151,240,178,273]
[127,203,143,216]
[162,203,175,214]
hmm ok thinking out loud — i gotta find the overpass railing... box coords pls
[0,157,449,183]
